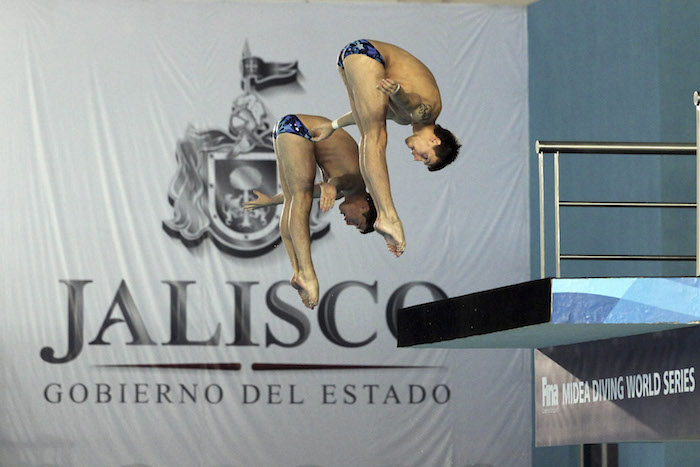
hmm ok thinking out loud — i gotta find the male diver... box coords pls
[244,114,376,310]
[312,39,461,257]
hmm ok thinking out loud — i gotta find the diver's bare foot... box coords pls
[294,274,319,309]
[374,217,406,257]
[291,275,314,308]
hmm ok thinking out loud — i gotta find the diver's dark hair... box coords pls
[429,124,461,172]
[360,194,378,234]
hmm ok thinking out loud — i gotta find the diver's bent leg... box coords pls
[342,56,406,256]
[288,190,319,308]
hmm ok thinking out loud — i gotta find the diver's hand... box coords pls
[319,182,337,212]
[377,78,401,96]
[243,190,274,210]
[310,122,335,142]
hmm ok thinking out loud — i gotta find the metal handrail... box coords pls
[562,255,695,261]
[560,201,695,208]
[537,91,700,278]
[536,141,695,155]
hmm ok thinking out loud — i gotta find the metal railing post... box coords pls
[538,151,545,278]
[554,151,561,278]
[695,91,700,276]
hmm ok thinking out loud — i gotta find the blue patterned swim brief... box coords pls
[337,39,386,69]
[273,114,313,141]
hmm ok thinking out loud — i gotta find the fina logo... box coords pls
[541,377,559,413]
[163,40,330,257]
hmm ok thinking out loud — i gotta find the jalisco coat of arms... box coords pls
[163,41,330,257]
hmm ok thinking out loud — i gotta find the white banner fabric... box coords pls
[1,1,531,466]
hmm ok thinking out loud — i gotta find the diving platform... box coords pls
[396,277,700,348]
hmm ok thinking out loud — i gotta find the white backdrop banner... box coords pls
[1,1,532,466]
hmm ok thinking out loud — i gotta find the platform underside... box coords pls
[397,277,700,348]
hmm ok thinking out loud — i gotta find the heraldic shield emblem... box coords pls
[208,154,280,254]
[163,41,330,257]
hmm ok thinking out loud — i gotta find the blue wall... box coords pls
[529,0,699,281]
[659,1,700,276]
[528,0,700,464]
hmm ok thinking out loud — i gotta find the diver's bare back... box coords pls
[296,114,360,180]
[370,40,442,123]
